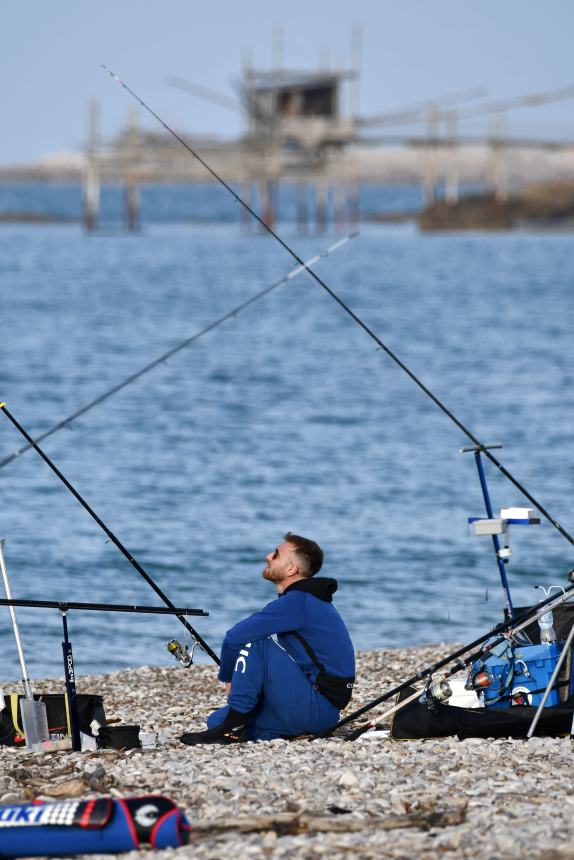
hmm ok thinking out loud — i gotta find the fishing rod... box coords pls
[325,575,574,736]
[102,67,574,550]
[0,234,356,471]
[0,402,220,665]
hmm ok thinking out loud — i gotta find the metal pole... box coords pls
[527,622,574,738]
[473,450,515,617]
[0,540,33,699]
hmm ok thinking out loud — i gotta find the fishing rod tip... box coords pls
[101,64,119,81]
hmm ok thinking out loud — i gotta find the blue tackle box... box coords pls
[477,641,566,710]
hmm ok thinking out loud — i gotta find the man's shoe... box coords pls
[179,709,248,746]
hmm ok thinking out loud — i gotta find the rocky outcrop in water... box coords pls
[420,182,574,231]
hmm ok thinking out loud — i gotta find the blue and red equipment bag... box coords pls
[0,795,190,857]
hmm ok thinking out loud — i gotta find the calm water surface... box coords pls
[0,185,573,680]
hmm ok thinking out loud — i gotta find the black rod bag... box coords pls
[390,686,574,741]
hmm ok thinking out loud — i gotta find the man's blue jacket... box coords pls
[218,577,355,686]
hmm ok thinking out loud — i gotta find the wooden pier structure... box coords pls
[83,67,364,232]
[78,67,574,231]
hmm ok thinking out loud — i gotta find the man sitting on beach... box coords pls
[180,532,355,744]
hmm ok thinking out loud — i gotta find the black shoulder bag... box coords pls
[289,631,354,710]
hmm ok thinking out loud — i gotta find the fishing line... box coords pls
[0,401,220,665]
[103,66,574,548]
[0,233,355,471]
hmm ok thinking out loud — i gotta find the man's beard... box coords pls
[262,563,280,582]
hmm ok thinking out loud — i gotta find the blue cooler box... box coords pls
[479,641,564,710]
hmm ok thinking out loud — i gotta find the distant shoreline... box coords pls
[0,211,76,224]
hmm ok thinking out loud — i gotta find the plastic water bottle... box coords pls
[538,611,556,643]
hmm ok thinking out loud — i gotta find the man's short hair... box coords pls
[284,532,324,577]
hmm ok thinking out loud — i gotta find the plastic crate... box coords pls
[478,641,564,710]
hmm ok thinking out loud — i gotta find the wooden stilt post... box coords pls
[240,180,252,234]
[334,183,347,231]
[315,180,328,233]
[260,179,276,230]
[124,108,141,230]
[445,111,459,205]
[82,99,100,231]
[297,182,308,234]
[349,180,359,226]
[124,179,140,231]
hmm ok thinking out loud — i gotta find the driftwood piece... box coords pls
[189,798,468,837]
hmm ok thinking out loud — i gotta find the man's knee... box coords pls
[233,641,253,675]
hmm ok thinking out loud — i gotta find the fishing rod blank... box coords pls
[326,577,574,735]
[0,233,356,471]
[0,402,220,665]
[103,66,574,550]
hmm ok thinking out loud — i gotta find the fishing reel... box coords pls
[167,639,196,669]
[465,667,494,692]
[419,677,452,711]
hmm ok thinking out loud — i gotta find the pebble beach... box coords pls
[1,646,574,860]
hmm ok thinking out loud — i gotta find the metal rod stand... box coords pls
[60,610,82,751]
[0,598,207,616]
[527,622,574,738]
[474,450,515,617]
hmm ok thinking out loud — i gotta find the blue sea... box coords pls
[0,182,573,681]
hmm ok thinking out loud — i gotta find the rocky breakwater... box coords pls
[1,647,574,859]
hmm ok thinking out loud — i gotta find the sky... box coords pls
[1,1,573,164]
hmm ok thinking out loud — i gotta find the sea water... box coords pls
[0,183,573,678]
